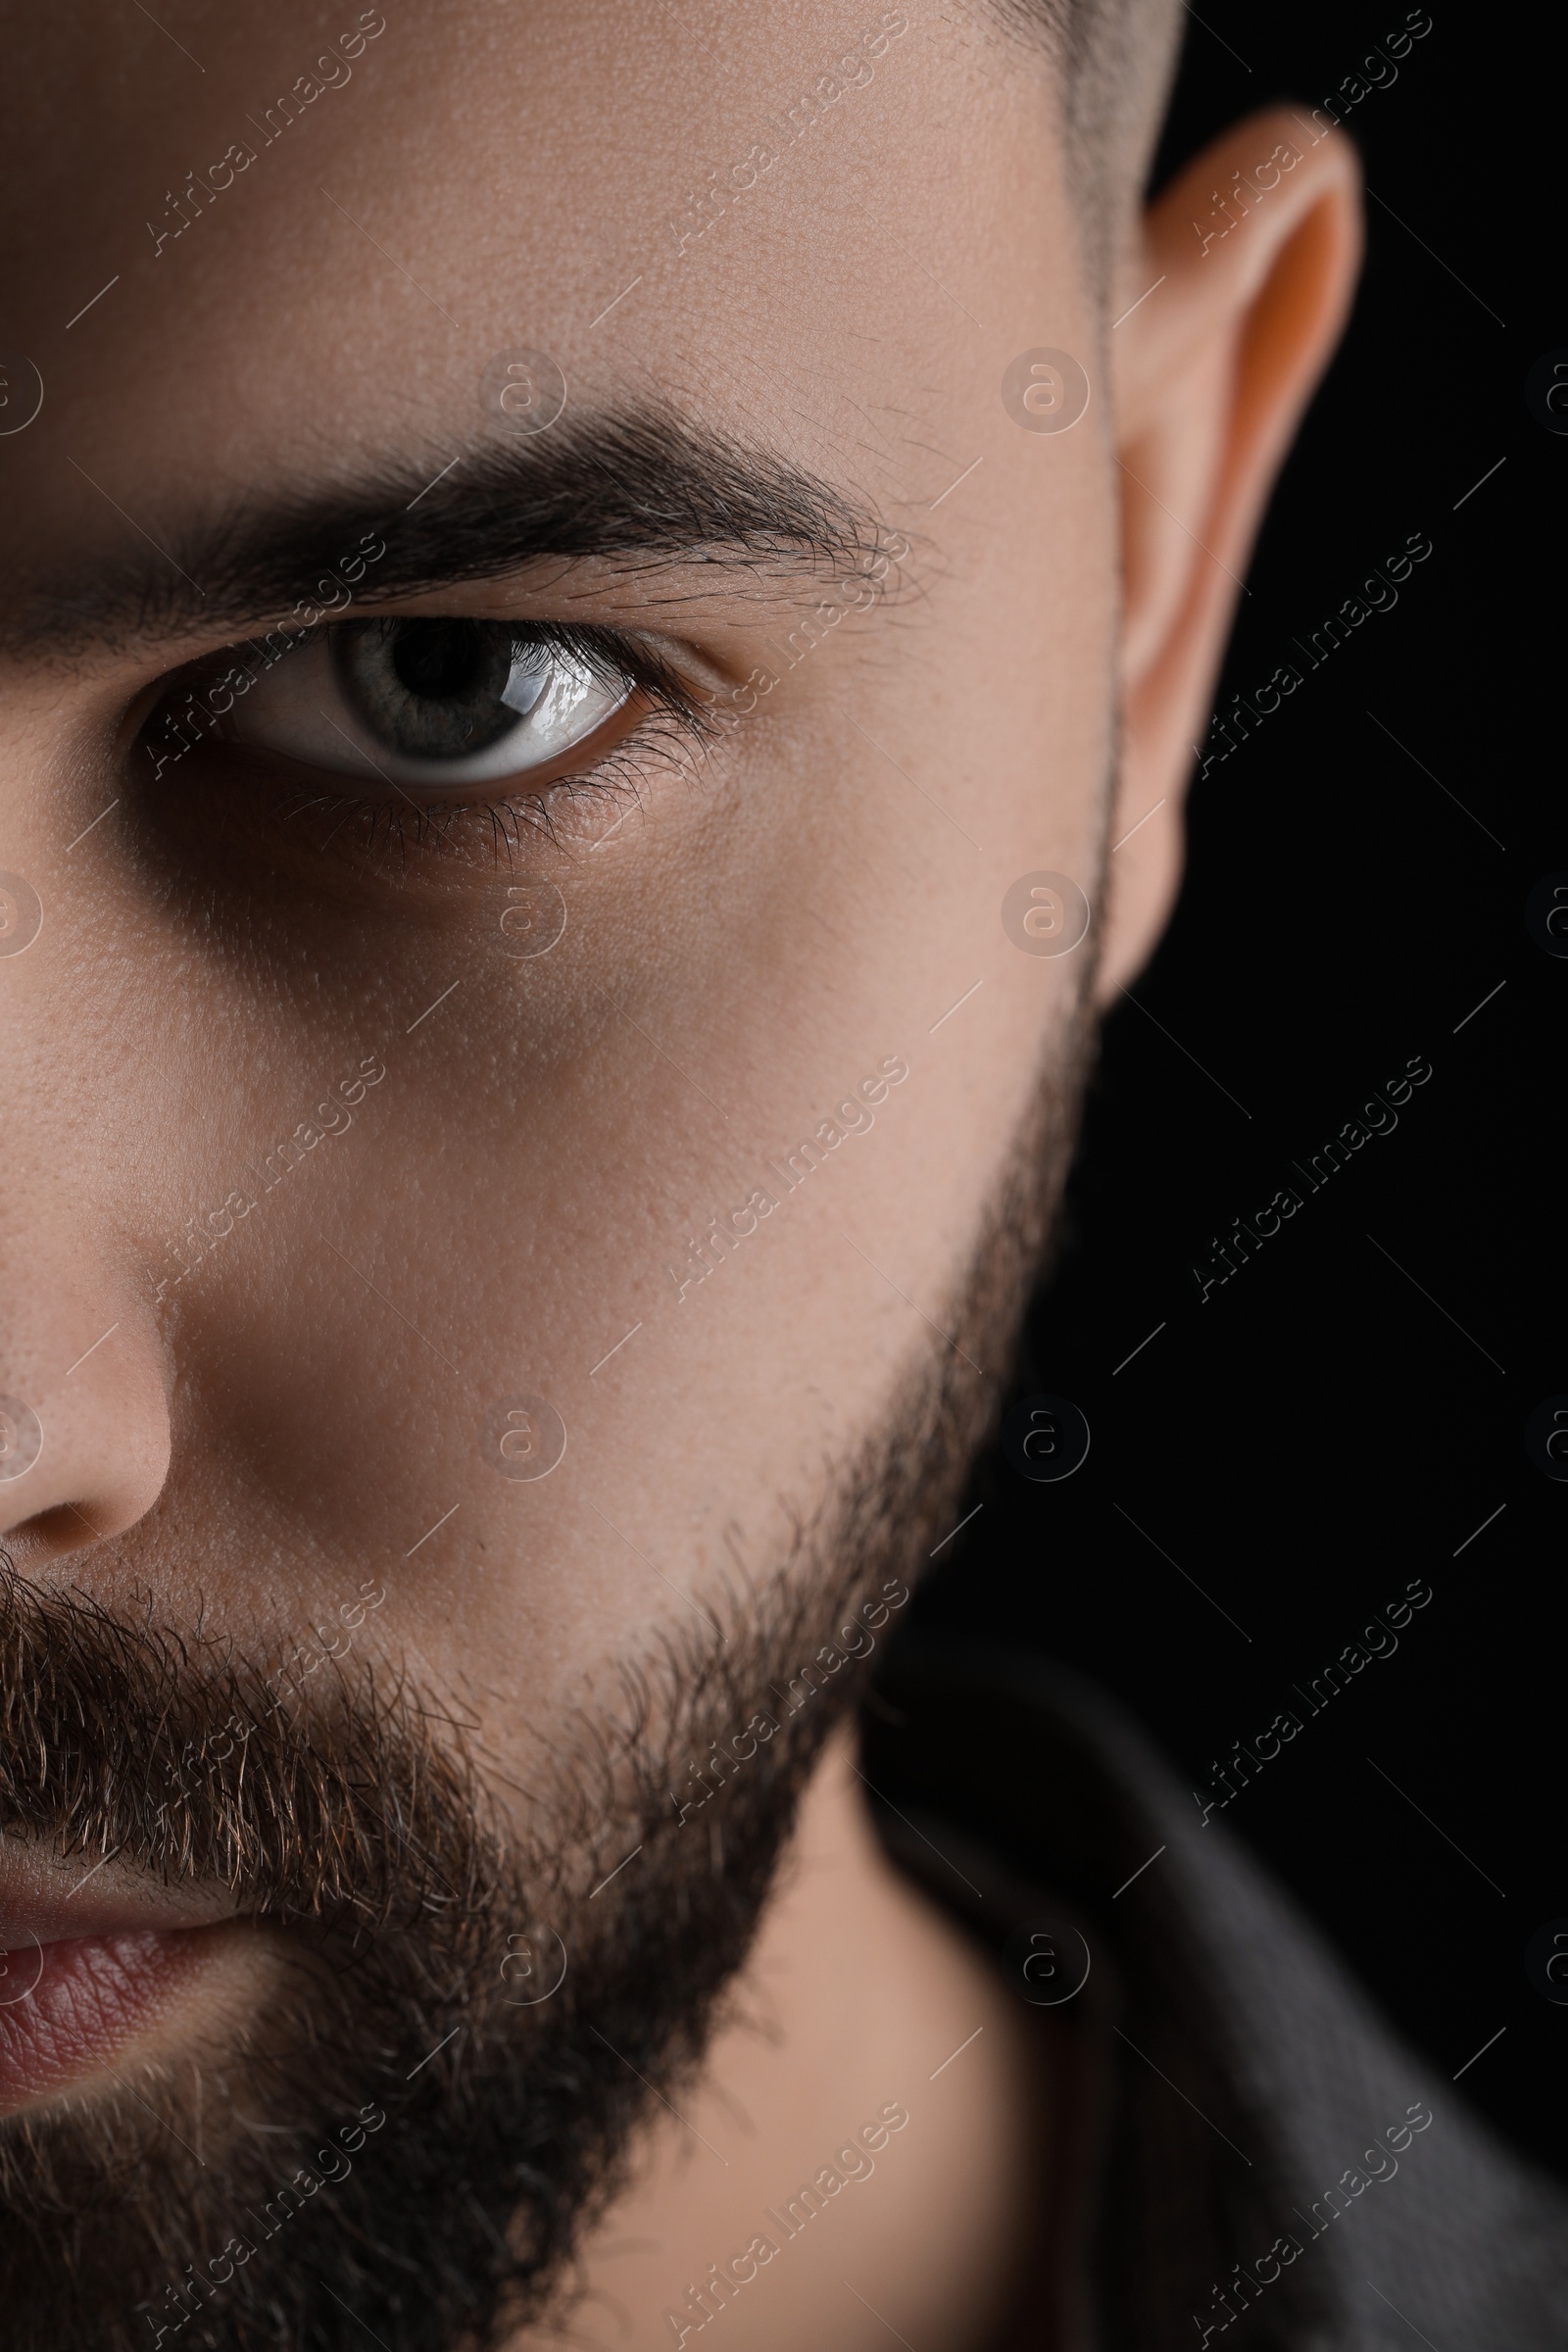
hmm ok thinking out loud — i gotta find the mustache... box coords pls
[0,1554,498,1932]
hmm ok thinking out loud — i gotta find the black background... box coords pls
[906,4,1560,2175]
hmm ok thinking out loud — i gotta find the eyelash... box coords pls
[140,616,726,866]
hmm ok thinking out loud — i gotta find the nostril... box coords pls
[0,1297,174,1567]
[4,1501,111,1560]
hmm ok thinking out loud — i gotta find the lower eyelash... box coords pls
[270,689,720,871]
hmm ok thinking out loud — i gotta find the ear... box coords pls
[1095,109,1362,1004]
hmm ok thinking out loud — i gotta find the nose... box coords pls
[0,1270,172,1569]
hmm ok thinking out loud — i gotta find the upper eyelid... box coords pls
[141,600,580,680]
[121,558,780,728]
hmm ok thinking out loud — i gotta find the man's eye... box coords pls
[218,616,632,790]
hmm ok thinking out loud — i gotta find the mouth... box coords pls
[0,1855,246,2120]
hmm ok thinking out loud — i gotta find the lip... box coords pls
[0,1925,225,2115]
[0,1844,244,2119]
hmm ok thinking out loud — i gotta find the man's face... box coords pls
[4,2,1110,1691]
[0,0,1300,2341]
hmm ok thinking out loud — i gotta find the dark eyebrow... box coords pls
[11,404,896,658]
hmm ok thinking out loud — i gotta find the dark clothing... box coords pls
[862,1641,1567,2350]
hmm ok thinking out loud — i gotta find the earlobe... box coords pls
[1095,107,1362,1003]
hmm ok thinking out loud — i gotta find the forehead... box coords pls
[2,2,1070,537]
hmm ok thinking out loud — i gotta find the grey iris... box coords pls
[334,618,547,760]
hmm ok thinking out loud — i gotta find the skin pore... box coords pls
[0,3,1359,2345]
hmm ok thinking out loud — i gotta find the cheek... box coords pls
[202,549,1104,1744]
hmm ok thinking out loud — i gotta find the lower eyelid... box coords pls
[280,735,657,869]
[131,685,712,891]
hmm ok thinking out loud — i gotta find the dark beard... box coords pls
[0,991,1096,2352]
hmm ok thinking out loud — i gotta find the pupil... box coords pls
[392,619,487,702]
